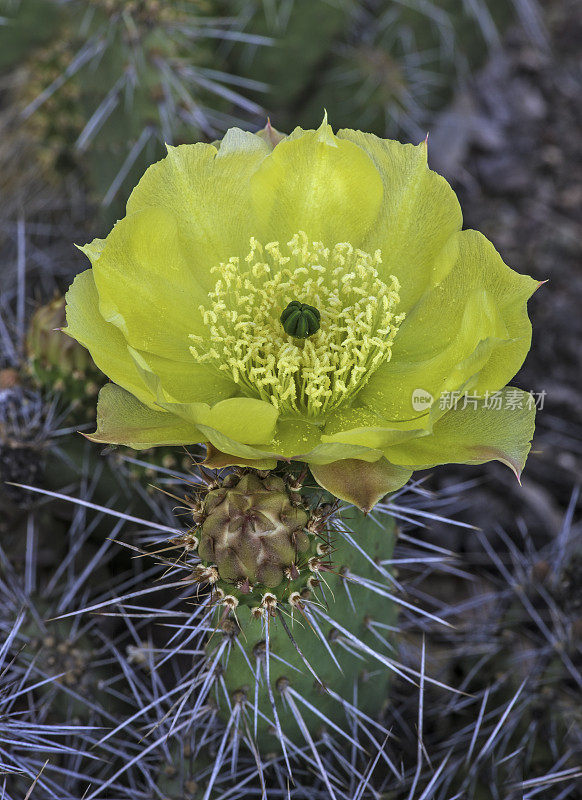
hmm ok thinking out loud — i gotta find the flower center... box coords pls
[189,232,404,420]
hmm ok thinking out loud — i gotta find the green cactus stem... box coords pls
[174,467,398,754]
[215,505,396,748]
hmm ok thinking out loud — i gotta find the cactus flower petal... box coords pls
[64,270,154,406]
[383,388,536,479]
[87,383,200,449]
[250,117,384,246]
[159,397,279,447]
[356,230,538,423]
[337,130,462,309]
[66,117,538,506]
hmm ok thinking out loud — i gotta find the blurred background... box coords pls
[1,0,580,535]
[1,1,581,797]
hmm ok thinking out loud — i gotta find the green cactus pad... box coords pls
[209,505,397,748]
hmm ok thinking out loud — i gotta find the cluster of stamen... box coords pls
[189,232,404,419]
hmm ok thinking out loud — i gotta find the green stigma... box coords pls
[280,301,321,339]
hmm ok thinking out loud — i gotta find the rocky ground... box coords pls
[424,0,582,546]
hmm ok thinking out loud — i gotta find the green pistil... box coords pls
[280,301,321,339]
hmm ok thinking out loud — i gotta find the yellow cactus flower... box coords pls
[64,117,539,510]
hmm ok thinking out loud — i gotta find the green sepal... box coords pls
[310,457,412,512]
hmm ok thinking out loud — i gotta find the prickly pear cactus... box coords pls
[226,0,531,137]
[8,0,266,214]
[17,607,121,722]
[217,506,395,748]
[172,468,397,754]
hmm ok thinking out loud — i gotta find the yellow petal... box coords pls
[64,270,155,407]
[257,418,385,464]
[76,237,106,264]
[383,387,536,478]
[87,383,201,449]
[322,406,428,449]
[201,397,278,445]
[126,134,271,275]
[337,130,462,309]
[92,206,209,356]
[129,347,236,405]
[159,397,278,446]
[265,417,323,458]
[250,118,383,247]
[358,230,537,421]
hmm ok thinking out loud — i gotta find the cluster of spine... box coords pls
[0,488,130,797]
[2,433,579,798]
[468,508,582,792]
[224,0,541,138]
[19,39,85,178]
[4,0,265,214]
[377,490,582,798]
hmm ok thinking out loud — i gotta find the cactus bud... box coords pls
[182,470,333,611]
[26,296,103,408]
[197,472,311,593]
